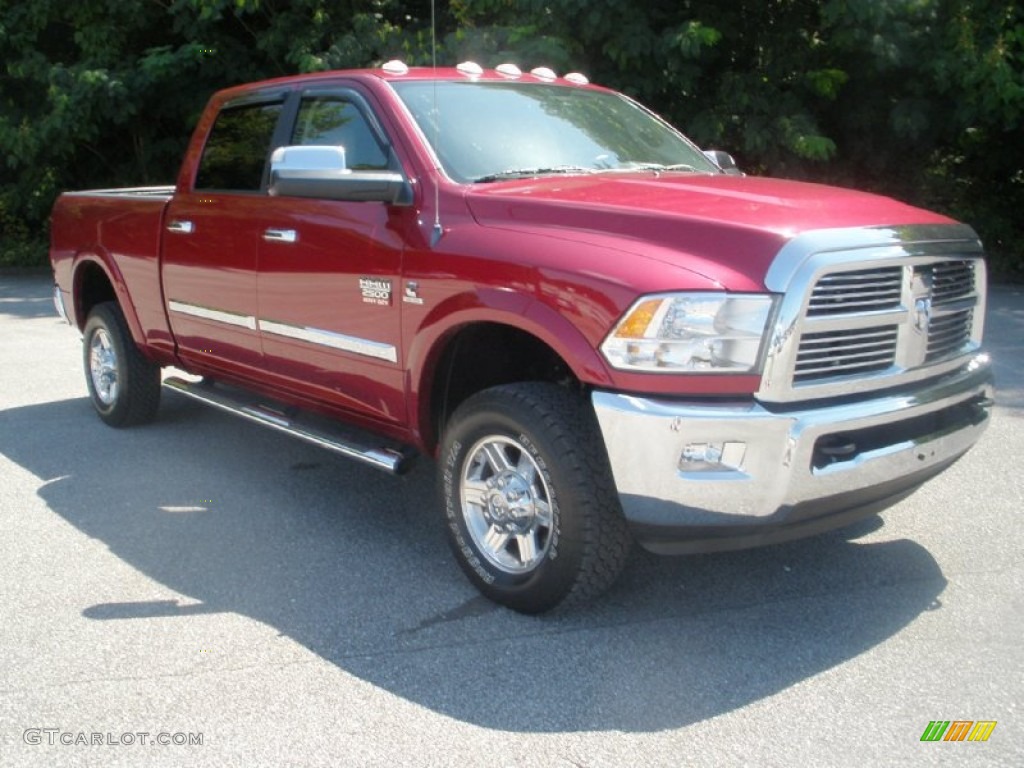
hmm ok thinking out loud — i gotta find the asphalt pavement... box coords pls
[1,273,1021,767]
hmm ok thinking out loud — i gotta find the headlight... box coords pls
[600,293,776,373]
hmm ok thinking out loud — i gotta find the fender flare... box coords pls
[405,287,614,450]
[71,250,148,350]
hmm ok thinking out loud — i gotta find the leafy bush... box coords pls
[1,0,1020,277]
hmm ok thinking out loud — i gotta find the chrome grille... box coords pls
[916,259,976,364]
[926,308,973,362]
[758,224,985,403]
[806,266,902,316]
[792,258,982,386]
[929,260,975,304]
[794,326,898,382]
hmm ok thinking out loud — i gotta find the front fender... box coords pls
[413,287,614,387]
[405,286,616,449]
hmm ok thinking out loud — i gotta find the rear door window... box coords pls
[195,101,284,191]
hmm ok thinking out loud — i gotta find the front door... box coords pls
[256,91,406,425]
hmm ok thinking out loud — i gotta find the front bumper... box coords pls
[592,353,994,554]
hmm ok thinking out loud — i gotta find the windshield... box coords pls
[391,81,719,183]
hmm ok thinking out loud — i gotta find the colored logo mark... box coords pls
[920,720,997,742]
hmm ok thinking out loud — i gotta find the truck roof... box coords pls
[212,62,603,101]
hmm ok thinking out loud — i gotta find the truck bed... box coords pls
[50,186,175,353]
[60,185,175,199]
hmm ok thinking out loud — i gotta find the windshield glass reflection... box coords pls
[392,81,718,183]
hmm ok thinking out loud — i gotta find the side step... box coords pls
[162,376,416,474]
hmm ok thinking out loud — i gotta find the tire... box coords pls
[439,383,632,613]
[82,302,161,427]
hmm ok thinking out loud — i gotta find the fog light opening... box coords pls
[679,441,746,472]
[814,435,858,469]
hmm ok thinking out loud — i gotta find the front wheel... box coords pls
[83,302,161,427]
[439,383,631,613]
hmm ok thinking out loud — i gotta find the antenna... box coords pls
[429,0,443,246]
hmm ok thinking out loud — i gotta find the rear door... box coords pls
[162,94,286,377]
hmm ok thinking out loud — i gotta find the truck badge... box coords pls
[914,296,932,333]
[910,266,934,335]
[403,281,424,305]
[359,278,392,306]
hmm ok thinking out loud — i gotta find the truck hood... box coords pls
[463,174,953,290]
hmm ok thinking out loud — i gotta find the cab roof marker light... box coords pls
[495,63,522,78]
[456,61,484,77]
[381,60,409,75]
[530,66,558,81]
[564,72,589,85]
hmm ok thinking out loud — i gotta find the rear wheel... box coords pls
[439,383,631,613]
[83,302,161,427]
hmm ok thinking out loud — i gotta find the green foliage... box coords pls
[0,0,1020,276]
[448,0,1022,276]
[0,0,439,265]
[815,0,1024,277]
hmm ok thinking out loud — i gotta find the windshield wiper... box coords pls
[604,162,704,173]
[472,165,597,183]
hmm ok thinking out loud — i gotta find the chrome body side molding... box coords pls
[258,319,398,363]
[168,300,257,330]
[167,300,399,363]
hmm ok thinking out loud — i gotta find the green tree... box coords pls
[449,0,1023,275]
[0,0,439,266]
[1,0,1020,275]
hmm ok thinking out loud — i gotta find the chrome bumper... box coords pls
[592,354,994,554]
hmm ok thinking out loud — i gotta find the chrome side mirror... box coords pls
[269,145,412,205]
[703,150,744,176]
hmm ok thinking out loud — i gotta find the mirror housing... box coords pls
[269,145,412,205]
[703,150,744,176]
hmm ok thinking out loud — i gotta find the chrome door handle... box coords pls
[166,220,194,234]
[263,228,298,244]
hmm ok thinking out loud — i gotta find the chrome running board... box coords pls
[162,376,416,474]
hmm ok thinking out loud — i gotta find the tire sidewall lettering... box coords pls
[517,431,560,561]
[443,437,495,584]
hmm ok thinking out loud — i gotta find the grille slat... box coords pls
[799,327,898,345]
[795,325,898,382]
[799,347,898,363]
[926,308,973,362]
[929,261,975,304]
[796,360,893,377]
[799,339,899,358]
[929,328,965,343]
[811,288,901,302]
[806,266,903,316]
[795,358,895,378]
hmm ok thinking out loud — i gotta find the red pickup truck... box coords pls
[50,62,994,613]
